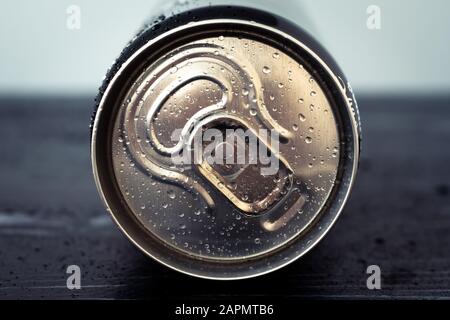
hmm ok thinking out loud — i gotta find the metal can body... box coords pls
[91,5,361,279]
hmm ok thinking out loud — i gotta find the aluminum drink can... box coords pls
[91,4,361,279]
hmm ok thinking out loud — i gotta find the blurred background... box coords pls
[1,0,450,96]
[0,0,449,300]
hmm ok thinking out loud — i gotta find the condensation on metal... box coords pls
[91,17,360,279]
[112,36,340,260]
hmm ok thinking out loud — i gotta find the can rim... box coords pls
[91,16,360,280]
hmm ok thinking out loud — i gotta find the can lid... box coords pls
[92,10,360,279]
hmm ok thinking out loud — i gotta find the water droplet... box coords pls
[249,108,257,116]
[272,52,280,59]
[298,113,306,122]
[169,66,178,74]
[262,66,271,74]
[254,238,261,244]
[305,137,312,144]
[292,124,298,131]
[167,190,176,199]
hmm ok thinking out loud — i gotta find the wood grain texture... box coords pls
[0,95,449,299]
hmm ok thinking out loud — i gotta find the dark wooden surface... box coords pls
[0,95,449,299]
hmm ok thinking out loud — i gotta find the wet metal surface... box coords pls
[109,35,341,264]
